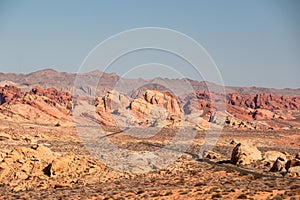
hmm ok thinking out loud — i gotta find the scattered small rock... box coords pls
[0,132,11,140]
[204,151,221,160]
[237,194,247,199]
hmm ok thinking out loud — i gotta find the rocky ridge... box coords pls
[1,84,300,130]
[0,85,73,126]
[1,69,300,96]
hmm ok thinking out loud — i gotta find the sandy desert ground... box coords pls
[1,123,300,199]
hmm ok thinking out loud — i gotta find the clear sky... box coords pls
[0,0,299,88]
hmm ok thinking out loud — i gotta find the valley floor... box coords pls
[0,123,300,199]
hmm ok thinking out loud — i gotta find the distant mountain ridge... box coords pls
[0,68,299,96]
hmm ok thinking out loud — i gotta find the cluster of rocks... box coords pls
[0,85,72,107]
[225,114,257,130]
[95,89,182,127]
[0,144,123,192]
[232,142,300,176]
[30,86,72,107]
[227,93,300,111]
[181,91,300,130]
[1,85,299,130]
[0,85,73,126]
[269,152,300,176]
[205,141,300,177]
[0,85,23,105]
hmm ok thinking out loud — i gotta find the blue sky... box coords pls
[0,0,299,88]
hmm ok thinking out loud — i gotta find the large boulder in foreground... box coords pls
[231,142,262,165]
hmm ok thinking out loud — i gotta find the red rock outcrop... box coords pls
[0,85,73,126]
[227,93,300,110]
[95,90,182,127]
[1,84,299,129]
[30,87,72,106]
[130,90,182,126]
[181,91,300,130]
[131,90,181,115]
[0,85,23,105]
[95,90,130,126]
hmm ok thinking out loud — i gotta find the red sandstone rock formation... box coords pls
[0,85,299,129]
[227,93,300,110]
[30,87,72,106]
[0,85,73,126]
[95,90,182,127]
[0,85,23,105]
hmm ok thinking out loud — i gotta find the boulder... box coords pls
[296,152,300,160]
[287,166,300,176]
[231,143,262,165]
[203,151,221,160]
[48,153,104,181]
[285,158,300,170]
[49,155,71,176]
[270,157,287,172]
[263,151,288,162]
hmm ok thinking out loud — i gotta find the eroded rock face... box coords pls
[95,90,131,126]
[0,145,57,191]
[130,90,181,115]
[144,90,181,114]
[47,152,112,184]
[0,86,73,126]
[0,85,72,107]
[0,145,123,192]
[226,93,300,126]
[130,90,182,126]
[227,93,300,110]
[286,159,300,170]
[1,84,299,130]
[95,90,182,127]
[227,93,256,108]
[183,91,300,130]
[0,85,23,105]
[95,90,130,113]
[30,86,72,106]
[231,143,262,165]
